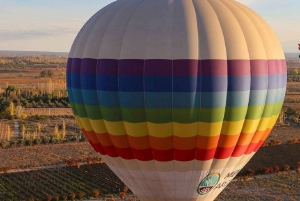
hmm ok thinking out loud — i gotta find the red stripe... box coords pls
[131,148,153,161]
[88,142,262,161]
[195,148,216,160]
[232,145,248,157]
[245,142,259,154]
[174,149,196,161]
[254,140,264,152]
[89,141,106,155]
[114,147,135,159]
[214,147,235,159]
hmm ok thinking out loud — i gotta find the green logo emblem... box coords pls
[197,172,220,195]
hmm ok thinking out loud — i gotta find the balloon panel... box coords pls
[66,0,287,200]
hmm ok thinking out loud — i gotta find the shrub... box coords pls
[45,195,52,201]
[283,165,290,171]
[92,189,100,198]
[77,192,85,199]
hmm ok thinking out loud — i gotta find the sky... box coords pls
[0,0,299,53]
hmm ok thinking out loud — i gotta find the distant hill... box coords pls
[285,53,299,59]
[0,50,68,56]
[0,50,298,59]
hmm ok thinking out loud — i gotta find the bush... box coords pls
[1,141,10,149]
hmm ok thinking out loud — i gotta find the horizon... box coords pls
[0,0,299,53]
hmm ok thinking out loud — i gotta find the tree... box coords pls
[40,69,54,78]
[5,85,18,100]
[285,107,297,116]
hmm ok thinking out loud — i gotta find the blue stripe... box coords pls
[68,73,286,92]
[248,90,268,105]
[119,92,144,108]
[97,91,120,107]
[81,74,96,89]
[71,88,84,104]
[96,75,118,91]
[145,92,172,108]
[226,91,250,107]
[82,90,99,105]
[201,92,227,108]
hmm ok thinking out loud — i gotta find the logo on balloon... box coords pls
[197,172,220,195]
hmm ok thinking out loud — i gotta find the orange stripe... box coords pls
[95,133,113,146]
[261,128,272,141]
[251,130,267,143]
[174,136,197,150]
[217,134,240,148]
[127,135,151,150]
[82,130,98,144]
[236,132,255,146]
[197,135,219,149]
[149,136,173,150]
[109,135,130,148]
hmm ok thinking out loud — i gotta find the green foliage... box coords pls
[40,69,54,78]
[285,107,297,116]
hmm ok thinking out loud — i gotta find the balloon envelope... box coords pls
[67,0,286,200]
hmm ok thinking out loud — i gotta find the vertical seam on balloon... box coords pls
[245,7,283,145]
[142,0,175,200]
[225,0,266,162]
[170,1,176,201]
[77,8,108,152]
[92,2,125,157]
[116,0,156,200]
[205,0,227,170]
[204,0,230,199]
[234,3,272,155]
[83,1,117,156]
[96,0,142,195]
[216,0,251,181]
[69,5,107,150]
[190,0,202,200]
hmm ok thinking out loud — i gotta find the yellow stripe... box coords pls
[79,117,93,131]
[221,120,245,135]
[198,122,223,137]
[173,122,198,137]
[257,117,271,131]
[103,121,126,136]
[147,122,173,138]
[267,114,279,129]
[75,116,83,129]
[89,119,107,134]
[241,119,260,134]
[124,122,148,137]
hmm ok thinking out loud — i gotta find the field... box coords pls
[0,164,125,200]
[0,142,300,200]
[216,174,300,201]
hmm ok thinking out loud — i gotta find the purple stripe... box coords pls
[200,60,227,76]
[67,58,287,76]
[97,59,118,74]
[145,60,172,75]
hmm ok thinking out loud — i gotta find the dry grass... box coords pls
[216,174,300,201]
[0,142,98,168]
[23,108,73,116]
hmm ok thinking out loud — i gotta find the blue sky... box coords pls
[0,0,299,52]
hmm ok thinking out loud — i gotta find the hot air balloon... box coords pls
[66,0,286,200]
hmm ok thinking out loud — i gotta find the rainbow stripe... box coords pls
[67,58,286,161]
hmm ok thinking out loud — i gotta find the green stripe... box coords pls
[70,102,284,123]
[261,102,284,118]
[224,106,248,121]
[199,107,225,123]
[70,102,78,115]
